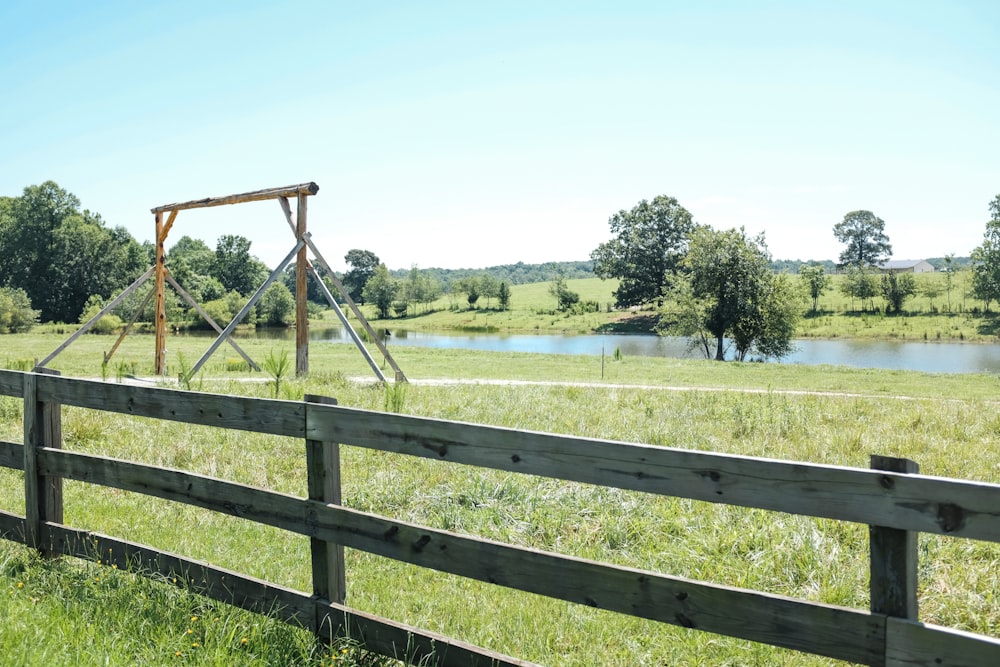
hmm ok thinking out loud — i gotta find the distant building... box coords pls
[878,259,935,274]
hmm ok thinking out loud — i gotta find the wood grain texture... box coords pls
[885,617,1000,667]
[0,369,23,397]
[0,440,22,471]
[0,510,24,543]
[40,448,884,664]
[306,403,1000,541]
[45,525,535,667]
[151,182,319,213]
[34,375,305,437]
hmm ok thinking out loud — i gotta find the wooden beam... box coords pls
[295,192,309,376]
[158,209,178,244]
[154,212,167,375]
[870,456,919,621]
[151,183,319,214]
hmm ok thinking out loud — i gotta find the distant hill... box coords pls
[389,256,973,288]
[389,260,595,286]
[772,256,971,273]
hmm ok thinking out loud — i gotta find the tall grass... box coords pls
[3,341,1000,664]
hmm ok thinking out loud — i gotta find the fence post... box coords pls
[305,394,346,607]
[23,368,63,558]
[870,455,919,620]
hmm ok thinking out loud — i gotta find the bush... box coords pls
[0,286,40,333]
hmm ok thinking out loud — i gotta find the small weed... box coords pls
[262,348,290,398]
[384,381,407,413]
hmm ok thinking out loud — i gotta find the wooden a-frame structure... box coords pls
[37,183,405,383]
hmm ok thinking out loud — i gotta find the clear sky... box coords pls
[2,1,998,272]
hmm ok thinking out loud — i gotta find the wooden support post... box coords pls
[305,395,346,608]
[870,455,919,620]
[296,191,309,377]
[154,212,168,375]
[23,369,63,558]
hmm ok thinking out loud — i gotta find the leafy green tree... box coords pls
[921,276,943,311]
[662,227,798,361]
[881,272,917,313]
[0,182,146,323]
[455,276,481,308]
[549,274,580,311]
[833,210,892,268]
[213,235,267,296]
[343,249,380,304]
[479,273,500,309]
[971,195,1000,312]
[591,195,696,308]
[0,286,39,333]
[799,263,830,313]
[498,281,511,311]
[943,253,956,312]
[362,264,398,319]
[258,282,295,327]
[840,265,880,312]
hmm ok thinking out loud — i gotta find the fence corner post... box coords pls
[305,394,346,616]
[23,368,63,558]
[870,454,919,620]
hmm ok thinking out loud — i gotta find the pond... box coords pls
[293,326,1000,375]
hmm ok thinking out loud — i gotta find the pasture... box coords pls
[2,333,1000,664]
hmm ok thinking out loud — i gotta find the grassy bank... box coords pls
[2,336,1000,665]
[359,272,1000,345]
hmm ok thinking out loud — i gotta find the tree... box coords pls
[799,263,830,313]
[0,182,146,323]
[840,265,879,312]
[0,286,39,333]
[943,253,956,312]
[455,276,481,308]
[362,264,398,319]
[549,274,580,311]
[213,235,267,296]
[479,274,500,309]
[881,272,917,313]
[498,282,511,311]
[971,195,1000,312]
[258,283,295,327]
[343,249,380,304]
[833,210,892,268]
[591,195,696,308]
[661,227,799,361]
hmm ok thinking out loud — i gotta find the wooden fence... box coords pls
[1,368,1000,666]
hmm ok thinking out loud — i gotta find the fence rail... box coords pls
[1,369,1000,666]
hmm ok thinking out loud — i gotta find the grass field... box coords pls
[359,271,1000,345]
[2,332,1000,665]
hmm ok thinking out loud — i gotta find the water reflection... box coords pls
[211,326,1000,374]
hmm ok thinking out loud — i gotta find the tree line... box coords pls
[590,194,1000,361]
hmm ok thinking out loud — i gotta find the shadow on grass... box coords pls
[976,313,1000,337]
[594,314,659,334]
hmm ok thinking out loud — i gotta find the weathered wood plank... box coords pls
[295,192,309,376]
[870,456,919,620]
[0,440,23,471]
[0,511,25,543]
[41,449,885,664]
[22,373,41,550]
[0,369,24,397]
[885,617,1000,666]
[151,182,319,213]
[305,395,345,605]
[306,404,1000,542]
[45,525,535,667]
[34,375,305,437]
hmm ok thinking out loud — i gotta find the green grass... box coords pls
[359,271,1000,344]
[3,336,1000,664]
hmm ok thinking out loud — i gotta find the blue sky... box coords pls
[2,1,998,272]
